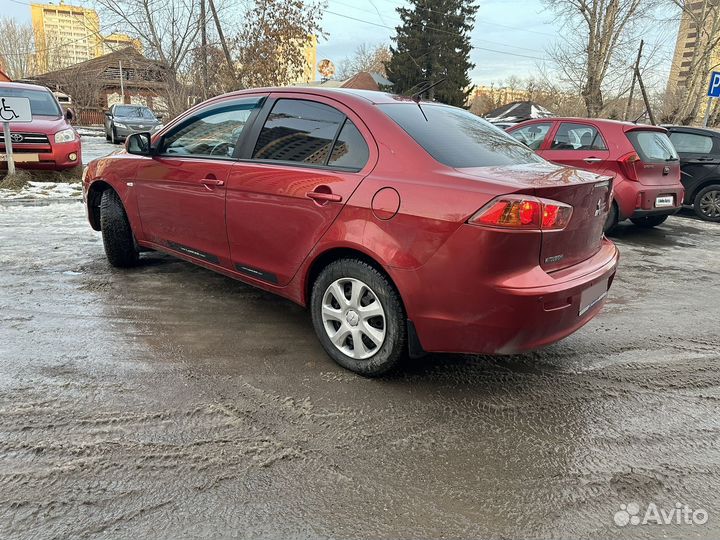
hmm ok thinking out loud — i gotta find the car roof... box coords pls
[0,81,52,93]
[663,124,720,137]
[513,116,667,132]
[210,86,429,106]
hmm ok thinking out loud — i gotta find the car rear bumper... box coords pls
[394,234,619,356]
[614,180,684,220]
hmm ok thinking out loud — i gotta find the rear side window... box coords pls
[551,123,607,151]
[669,131,714,154]
[327,120,369,170]
[510,122,552,150]
[253,99,344,165]
[378,103,544,168]
[627,131,678,162]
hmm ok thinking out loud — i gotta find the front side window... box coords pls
[252,99,345,165]
[161,98,261,159]
[510,122,552,150]
[551,123,607,151]
[669,131,714,154]
[379,103,544,168]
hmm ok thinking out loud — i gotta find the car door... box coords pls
[541,121,610,175]
[225,94,376,286]
[668,129,720,202]
[133,96,265,268]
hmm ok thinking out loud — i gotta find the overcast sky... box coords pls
[4,0,678,87]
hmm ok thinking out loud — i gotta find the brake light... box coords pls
[619,151,641,181]
[469,195,573,230]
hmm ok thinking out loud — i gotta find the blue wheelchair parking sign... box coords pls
[708,72,720,97]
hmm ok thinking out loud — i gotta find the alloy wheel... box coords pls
[700,190,720,219]
[321,277,386,360]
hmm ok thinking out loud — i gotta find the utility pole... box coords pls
[635,63,656,125]
[119,60,125,103]
[207,0,238,85]
[624,40,644,121]
[200,0,208,100]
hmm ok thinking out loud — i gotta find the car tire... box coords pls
[310,259,406,377]
[105,129,110,141]
[100,189,139,268]
[630,215,668,228]
[110,127,118,145]
[604,201,618,233]
[693,184,720,222]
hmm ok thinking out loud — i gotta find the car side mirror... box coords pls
[105,111,112,118]
[155,114,163,121]
[65,108,75,122]
[126,132,154,156]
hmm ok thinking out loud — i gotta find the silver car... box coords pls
[104,104,162,144]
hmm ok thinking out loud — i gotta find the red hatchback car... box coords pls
[83,88,619,375]
[0,82,81,171]
[508,118,684,231]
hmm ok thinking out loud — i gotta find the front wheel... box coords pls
[310,259,406,376]
[110,127,118,145]
[100,189,139,267]
[694,185,720,222]
[630,215,668,228]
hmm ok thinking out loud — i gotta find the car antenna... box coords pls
[632,109,647,124]
[408,78,446,122]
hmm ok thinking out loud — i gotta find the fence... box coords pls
[74,108,105,127]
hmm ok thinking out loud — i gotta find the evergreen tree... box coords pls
[386,0,477,107]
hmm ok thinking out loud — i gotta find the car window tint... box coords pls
[669,132,714,154]
[115,106,155,119]
[0,87,61,117]
[378,103,544,168]
[327,120,369,170]
[510,122,552,150]
[162,98,261,159]
[551,123,607,151]
[627,131,679,163]
[252,99,345,165]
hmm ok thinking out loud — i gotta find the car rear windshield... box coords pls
[378,103,545,168]
[626,130,678,163]
[0,87,61,117]
[115,106,155,119]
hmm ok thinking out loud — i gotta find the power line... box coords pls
[323,9,547,61]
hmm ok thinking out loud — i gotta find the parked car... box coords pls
[665,125,720,222]
[104,104,162,144]
[83,88,618,376]
[508,118,684,232]
[0,81,80,171]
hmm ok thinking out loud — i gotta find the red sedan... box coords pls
[507,118,684,231]
[0,82,81,171]
[83,88,619,376]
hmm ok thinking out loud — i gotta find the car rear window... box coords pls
[0,87,61,117]
[626,130,678,163]
[378,103,544,168]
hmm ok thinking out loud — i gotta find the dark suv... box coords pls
[666,126,720,222]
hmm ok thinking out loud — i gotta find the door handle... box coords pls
[306,191,342,203]
[200,177,224,187]
[583,157,603,164]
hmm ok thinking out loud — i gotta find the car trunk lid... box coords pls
[624,127,680,186]
[459,163,612,272]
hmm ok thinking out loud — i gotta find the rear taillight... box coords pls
[619,151,641,181]
[468,195,573,230]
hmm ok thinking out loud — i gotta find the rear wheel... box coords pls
[630,215,668,228]
[694,185,720,222]
[100,189,139,267]
[604,201,618,233]
[310,259,406,377]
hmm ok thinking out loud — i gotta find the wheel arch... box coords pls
[690,178,720,202]
[87,179,115,231]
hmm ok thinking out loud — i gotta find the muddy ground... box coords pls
[0,200,718,540]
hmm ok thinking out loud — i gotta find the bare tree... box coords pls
[664,1,720,124]
[0,19,36,79]
[543,0,655,116]
[336,43,392,80]
[235,0,326,88]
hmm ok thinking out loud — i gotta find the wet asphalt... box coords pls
[0,197,719,539]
